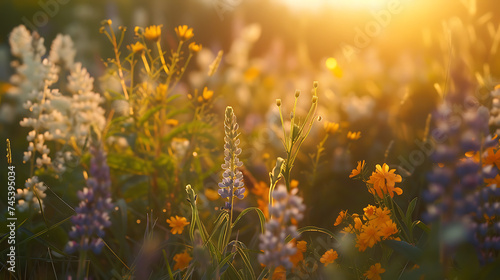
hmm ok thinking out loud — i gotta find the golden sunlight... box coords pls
[277,0,391,10]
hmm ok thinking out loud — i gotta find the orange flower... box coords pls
[144,25,162,41]
[485,174,500,187]
[358,223,383,250]
[271,266,286,280]
[320,249,338,266]
[363,204,377,220]
[290,249,303,267]
[349,160,365,178]
[364,263,385,280]
[484,147,500,169]
[334,210,347,226]
[173,251,192,271]
[290,179,299,189]
[296,240,307,252]
[379,221,398,239]
[175,25,194,41]
[354,217,363,231]
[367,163,403,198]
[166,215,190,234]
[372,207,392,225]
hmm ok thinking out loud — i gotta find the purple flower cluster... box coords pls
[65,144,113,254]
[425,96,500,262]
[258,185,305,270]
[424,103,491,223]
[218,106,245,210]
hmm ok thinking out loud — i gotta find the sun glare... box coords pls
[277,0,392,10]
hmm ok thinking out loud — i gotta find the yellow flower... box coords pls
[144,25,162,41]
[173,251,192,271]
[244,67,260,82]
[156,83,168,97]
[189,42,202,53]
[166,119,179,126]
[166,215,190,234]
[128,42,145,53]
[320,249,338,266]
[175,25,194,41]
[367,163,403,198]
[204,188,220,201]
[347,131,361,140]
[364,263,385,280]
[349,160,365,178]
[324,122,339,135]
[202,87,213,100]
[334,210,347,226]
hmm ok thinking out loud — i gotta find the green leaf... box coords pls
[138,105,165,126]
[382,239,422,262]
[205,212,228,246]
[235,243,256,280]
[257,267,270,280]
[163,249,175,280]
[232,207,266,234]
[415,220,430,233]
[406,197,418,226]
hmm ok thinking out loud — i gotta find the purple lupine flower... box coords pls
[423,103,487,224]
[218,106,245,209]
[258,185,305,270]
[65,143,113,254]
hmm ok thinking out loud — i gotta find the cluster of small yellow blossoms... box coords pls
[335,205,400,252]
[128,24,201,54]
[188,86,214,103]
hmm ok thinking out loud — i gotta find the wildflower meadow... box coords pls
[2,0,500,279]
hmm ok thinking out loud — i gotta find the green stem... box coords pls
[76,244,87,280]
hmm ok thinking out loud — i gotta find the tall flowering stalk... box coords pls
[65,143,113,277]
[218,106,245,208]
[259,185,305,274]
[218,106,245,250]
[9,25,105,214]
